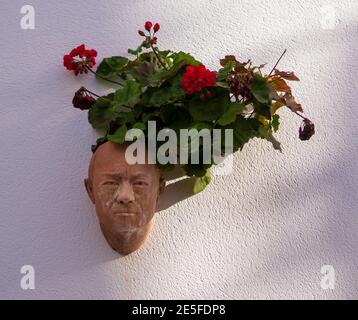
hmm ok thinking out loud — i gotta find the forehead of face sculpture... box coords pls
[88,141,162,187]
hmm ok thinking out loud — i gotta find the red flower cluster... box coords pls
[181,64,216,95]
[138,21,160,46]
[63,44,97,75]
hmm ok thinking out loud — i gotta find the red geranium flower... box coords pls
[181,64,216,94]
[63,44,97,76]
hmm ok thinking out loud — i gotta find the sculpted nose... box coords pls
[114,182,135,205]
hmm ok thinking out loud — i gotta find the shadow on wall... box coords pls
[193,22,358,298]
[202,157,358,299]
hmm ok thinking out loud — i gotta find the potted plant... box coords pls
[63,21,315,255]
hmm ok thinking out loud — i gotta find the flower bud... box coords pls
[138,30,145,36]
[145,21,153,31]
[299,119,315,141]
[154,23,160,33]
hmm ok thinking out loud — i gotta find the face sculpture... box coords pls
[84,141,165,255]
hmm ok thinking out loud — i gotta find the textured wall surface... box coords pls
[0,0,357,299]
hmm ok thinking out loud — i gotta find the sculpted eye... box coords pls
[103,181,118,186]
[133,181,148,187]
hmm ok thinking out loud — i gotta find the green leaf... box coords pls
[163,110,192,135]
[216,60,236,82]
[190,122,213,131]
[271,114,280,132]
[148,61,186,84]
[148,51,200,84]
[217,102,245,126]
[253,99,271,119]
[251,75,270,104]
[218,116,260,152]
[148,75,186,107]
[137,51,157,63]
[96,56,129,78]
[131,61,159,87]
[216,81,229,89]
[158,50,173,59]
[189,93,230,122]
[168,72,186,98]
[142,111,161,123]
[125,125,145,141]
[113,80,141,107]
[158,50,174,67]
[132,122,146,131]
[172,51,200,67]
[147,69,173,85]
[232,117,260,150]
[258,126,282,151]
[149,88,173,106]
[179,122,213,154]
[160,104,178,124]
[193,169,211,194]
[128,46,143,56]
[114,110,136,125]
[107,124,127,144]
[88,94,115,129]
[133,104,145,118]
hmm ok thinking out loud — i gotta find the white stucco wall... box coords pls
[0,0,357,300]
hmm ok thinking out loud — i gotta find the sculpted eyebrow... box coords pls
[103,173,123,179]
[102,173,150,179]
[132,173,150,179]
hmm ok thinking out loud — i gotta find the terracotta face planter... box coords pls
[84,141,165,255]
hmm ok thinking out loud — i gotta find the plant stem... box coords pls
[83,88,101,98]
[83,87,112,104]
[268,49,287,77]
[86,67,123,86]
[150,44,168,70]
[293,110,307,120]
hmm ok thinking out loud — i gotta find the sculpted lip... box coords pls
[113,212,137,216]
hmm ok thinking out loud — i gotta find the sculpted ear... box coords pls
[159,175,166,195]
[155,175,166,208]
[84,178,95,204]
